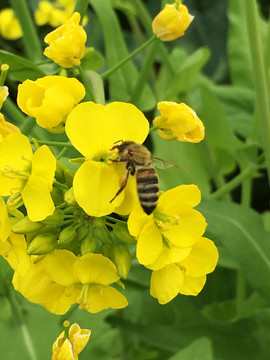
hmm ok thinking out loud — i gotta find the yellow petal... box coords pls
[158,184,201,214]
[136,221,163,266]
[163,209,207,248]
[74,253,119,285]
[73,160,123,217]
[0,196,11,242]
[150,264,184,304]
[148,245,191,271]
[57,340,75,360]
[87,284,128,313]
[180,237,219,277]
[128,202,153,237]
[21,174,55,221]
[32,145,56,190]
[179,274,206,296]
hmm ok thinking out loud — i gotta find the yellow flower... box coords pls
[65,101,149,217]
[0,133,56,221]
[128,185,207,267]
[0,8,23,40]
[152,2,194,41]
[0,86,9,109]
[52,322,91,360]
[42,250,128,313]
[0,113,21,142]
[150,237,219,304]
[44,12,87,68]
[17,75,85,132]
[0,196,11,243]
[153,101,205,143]
[35,1,67,27]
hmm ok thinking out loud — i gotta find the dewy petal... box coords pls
[136,221,163,266]
[73,160,123,217]
[0,133,32,195]
[0,196,11,242]
[163,209,207,248]
[180,237,219,277]
[158,184,201,214]
[21,174,55,221]
[31,145,56,191]
[179,274,206,296]
[42,249,78,287]
[87,284,128,313]
[74,253,119,285]
[150,264,184,304]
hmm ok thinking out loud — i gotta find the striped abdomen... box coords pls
[136,167,159,215]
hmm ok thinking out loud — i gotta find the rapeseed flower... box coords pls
[52,322,91,360]
[42,250,128,313]
[152,2,194,41]
[0,8,22,40]
[0,113,21,142]
[44,12,87,68]
[0,86,9,109]
[150,237,219,304]
[17,75,85,132]
[153,101,205,143]
[0,133,56,221]
[65,101,149,217]
[128,185,207,267]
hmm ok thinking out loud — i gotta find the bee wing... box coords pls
[151,156,187,172]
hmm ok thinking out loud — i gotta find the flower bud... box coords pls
[64,187,77,206]
[152,2,194,41]
[100,243,114,259]
[58,226,76,245]
[42,209,64,226]
[113,222,137,244]
[11,216,45,234]
[76,223,89,242]
[153,101,205,143]
[80,236,97,255]
[27,233,58,255]
[92,218,110,244]
[111,245,131,280]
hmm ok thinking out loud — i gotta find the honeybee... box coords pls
[110,140,177,215]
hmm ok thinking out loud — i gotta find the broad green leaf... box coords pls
[199,198,270,301]
[81,47,105,71]
[85,70,105,105]
[167,337,213,360]
[0,296,12,321]
[0,50,46,82]
[90,0,156,111]
[227,0,253,88]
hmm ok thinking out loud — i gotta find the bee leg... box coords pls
[110,168,132,203]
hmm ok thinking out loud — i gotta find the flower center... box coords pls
[153,209,180,232]
[77,283,91,310]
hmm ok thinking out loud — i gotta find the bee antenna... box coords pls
[113,139,124,145]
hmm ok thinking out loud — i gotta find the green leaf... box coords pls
[0,296,12,321]
[199,198,270,301]
[85,70,105,105]
[90,0,156,111]
[167,337,213,360]
[0,50,46,82]
[81,47,105,71]
[227,0,253,88]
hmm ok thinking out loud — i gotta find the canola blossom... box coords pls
[65,101,149,217]
[0,8,22,40]
[153,101,205,143]
[0,133,56,221]
[152,2,194,41]
[44,12,87,68]
[17,75,85,132]
[52,322,91,360]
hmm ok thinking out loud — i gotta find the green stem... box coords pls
[2,98,26,124]
[105,216,127,225]
[210,157,263,199]
[77,65,96,101]
[244,0,270,186]
[8,287,38,360]
[30,139,73,147]
[0,64,9,86]
[101,35,158,80]
[74,0,89,23]
[130,39,160,104]
[10,0,42,61]
[149,126,158,134]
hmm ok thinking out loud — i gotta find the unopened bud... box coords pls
[12,216,44,234]
[64,187,77,206]
[81,236,97,255]
[100,243,113,259]
[92,218,110,244]
[58,226,76,245]
[64,169,75,187]
[112,245,131,279]
[42,209,64,226]
[76,223,89,242]
[27,233,58,255]
[113,222,137,244]
[50,186,64,205]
